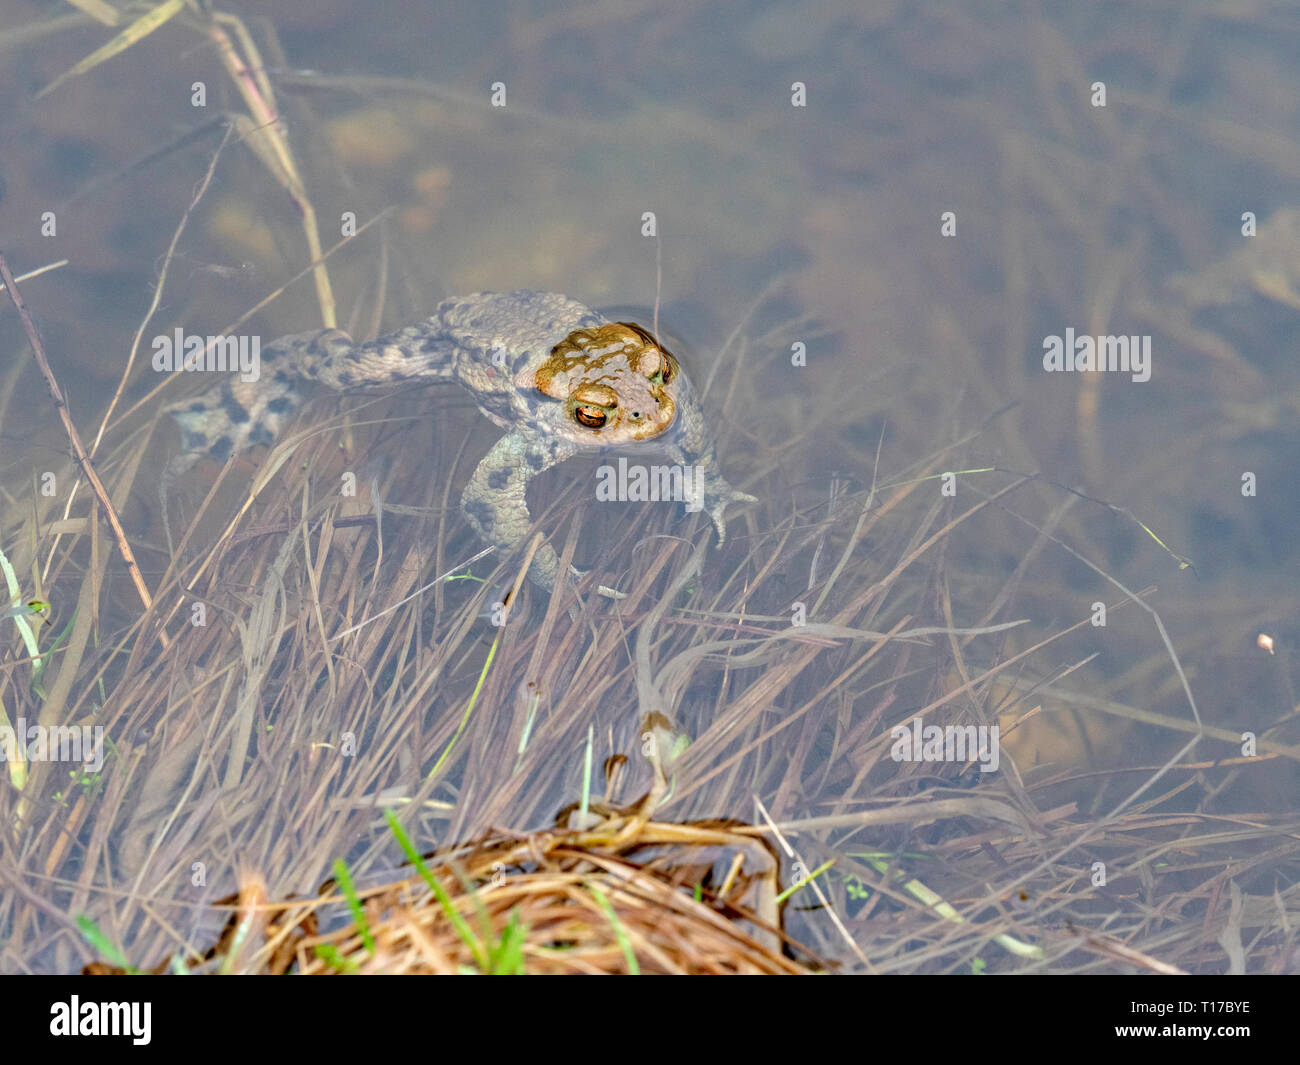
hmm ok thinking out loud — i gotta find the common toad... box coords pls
[168,290,754,591]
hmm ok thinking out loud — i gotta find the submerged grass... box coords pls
[5,238,1297,970]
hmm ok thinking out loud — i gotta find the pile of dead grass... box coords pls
[85,809,819,975]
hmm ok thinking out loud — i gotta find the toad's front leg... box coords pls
[460,429,579,592]
[663,438,757,547]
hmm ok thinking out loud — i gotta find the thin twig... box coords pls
[0,252,154,614]
[92,121,235,457]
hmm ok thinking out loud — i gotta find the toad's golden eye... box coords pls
[573,405,607,429]
[652,353,677,386]
[570,383,618,429]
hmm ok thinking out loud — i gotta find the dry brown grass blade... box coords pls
[207,11,336,328]
[0,253,154,617]
[1064,922,1187,975]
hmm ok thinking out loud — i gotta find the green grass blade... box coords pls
[76,915,137,973]
[587,883,638,974]
[383,809,488,970]
[332,858,375,955]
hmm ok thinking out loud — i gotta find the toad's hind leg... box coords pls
[167,329,358,463]
[167,323,460,463]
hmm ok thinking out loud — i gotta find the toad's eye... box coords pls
[569,383,619,430]
[573,404,608,429]
[651,353,677,386]
[638,348,673,386]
